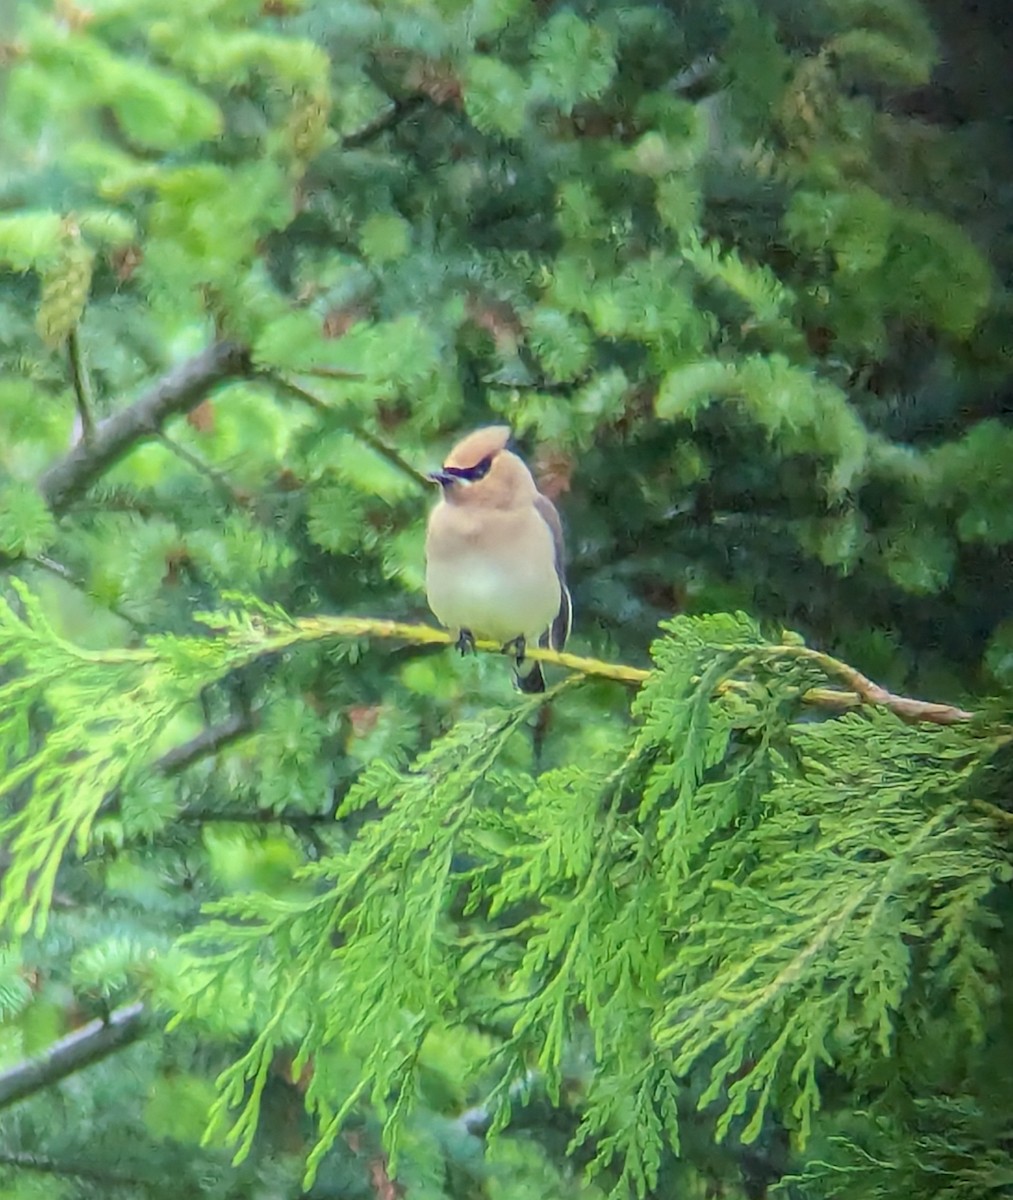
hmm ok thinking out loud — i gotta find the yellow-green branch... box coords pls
[222,615,974,727]
[5,595,979,728]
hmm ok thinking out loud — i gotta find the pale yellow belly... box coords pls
[426,552,559,644]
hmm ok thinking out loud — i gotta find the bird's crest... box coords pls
[443,425,511,469]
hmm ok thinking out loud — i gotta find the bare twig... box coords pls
[341,95,425,149]
[295,366,370,381]
[0,1151,149,1188]
[95,712,257,828]
[40,340,250,514]
[267,373,431,487]
[0,1002,149,1110]
[24,555,146,634]
[157,432,243,506]
[174,806,335,825]
[355,427,433,488]
[156,711,256,777]
[67,328,96,444]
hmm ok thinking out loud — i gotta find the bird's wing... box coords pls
[533,493,572,651]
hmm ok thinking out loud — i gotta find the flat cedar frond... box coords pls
[0,591,1008,1196]
[779,1093,1013,1199]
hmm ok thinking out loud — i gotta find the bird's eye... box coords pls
[470,455,493,480]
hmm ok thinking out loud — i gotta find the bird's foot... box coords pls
[501,635,527,667]
[455,628,476,656]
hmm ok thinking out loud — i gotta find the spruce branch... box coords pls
[0,1002,149,1111]
[98,712,257,825]
[174,806,335,826]
[39,340,250,514]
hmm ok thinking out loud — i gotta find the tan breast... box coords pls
[425,504,560,643]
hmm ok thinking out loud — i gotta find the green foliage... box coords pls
[780,1094,1013,1199]
[828,0,938,85]
[526,308,594,383]
[0,947,33,1022]
[657,354,868,496]
[0,483,57,557]
[682,236,795,328]
[22,18,223,149]
[0,214,65,272]
[464,56,530,139]
[787,186,991,345]
[1,0,1011,1197]
[0,596,1007,1197]
[532,13,616,113]
[928,421,1013,545]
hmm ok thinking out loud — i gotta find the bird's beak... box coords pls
[427,469,456,487]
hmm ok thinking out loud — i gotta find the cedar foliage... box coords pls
[0,0,1011,1197]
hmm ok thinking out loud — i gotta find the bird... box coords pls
[425,426,571,693]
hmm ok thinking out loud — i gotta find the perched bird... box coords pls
[425,426,571,692]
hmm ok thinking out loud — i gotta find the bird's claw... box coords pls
[455,628,476,656]
[501,635,527,666]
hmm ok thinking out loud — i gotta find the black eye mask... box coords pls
[443,454,493,483]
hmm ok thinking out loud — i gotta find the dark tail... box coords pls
[515,660,546,693]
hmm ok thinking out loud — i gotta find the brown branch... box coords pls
[341,95,425,149]
[174,806,336,825]
[295,365,370,381]
[0,1002,149,1110]
[156,711,256,777]
[96,712,257,828]
[749,644,975,726]
[40,340,250,514]
[107,716,338,832]
[0,1151,148,1188]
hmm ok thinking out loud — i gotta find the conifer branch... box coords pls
[971,798,1013,827]
[40,340,250,514]
[98,713,257,825]
[340,95,425,149]
[67,328,96,444]
[201,613,975,725]
[0,1002,149,1110]
[218,613,653,686]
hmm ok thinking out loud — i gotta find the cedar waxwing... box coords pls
[425,426,571,693]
